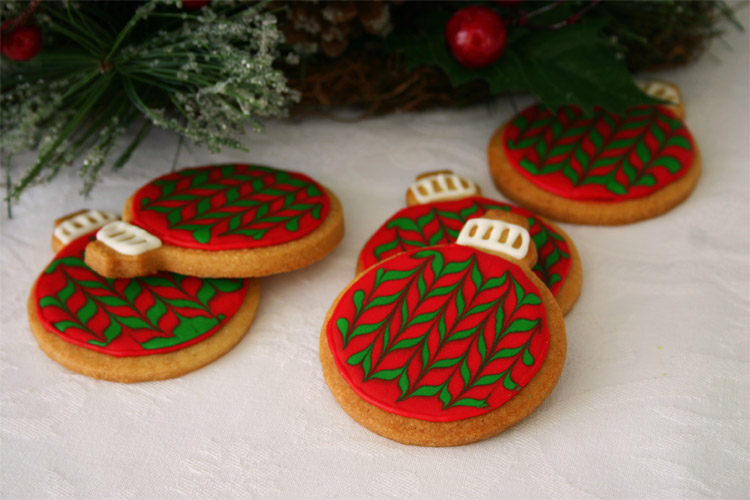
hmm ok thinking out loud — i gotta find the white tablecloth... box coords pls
[2,15,748,499]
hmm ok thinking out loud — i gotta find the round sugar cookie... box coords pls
[322,211,566,446]
[358,171,582,315]
[488,81,701,225]
[84,164,344,278]
[359,196,581,315]
[30,213,260,382]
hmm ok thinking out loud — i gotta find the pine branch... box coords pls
[1,0,299,201]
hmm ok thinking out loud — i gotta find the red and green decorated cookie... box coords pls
[358,195,582,315]
[84,164,344,278]
[488,81,701,225]
[322,211,566,446]
[29,213,260,382]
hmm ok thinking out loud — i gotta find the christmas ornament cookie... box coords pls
[322,211,566,446]
[488,80,701,225]
[84,164,344,278]
[359,171,582,315]
[28,211,260,382]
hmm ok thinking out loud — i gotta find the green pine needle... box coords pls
[1,0,299,201]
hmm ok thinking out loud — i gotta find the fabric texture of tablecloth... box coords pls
[1,15,748,500]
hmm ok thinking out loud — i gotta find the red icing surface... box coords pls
[131,164,331,250]
[503,104,695,202]
[34,234,249,357]
[358,197,572,296]
[328,244,549,422]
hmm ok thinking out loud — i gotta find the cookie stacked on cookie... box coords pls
[320,172,578,446]
[28,164,344,382]
[85,164,344,278]
[358,171,582,315]
[319,80,699,446]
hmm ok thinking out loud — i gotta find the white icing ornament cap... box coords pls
[457,217,531,261]
[97,221,162,256]
[409,171,478,204]
[53,209,119,245]
[637,80,681,105]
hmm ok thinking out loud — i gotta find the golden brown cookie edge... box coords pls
[320,257,566,446]
[28,279,260,382]
[86,187,344,279]
[487,122,702,225]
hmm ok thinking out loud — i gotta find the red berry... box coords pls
[445,6,507,69]
[181,0,210,9]
[1,24,42,62]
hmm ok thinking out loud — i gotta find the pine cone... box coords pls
[278,1,393,58]
[357,1,391,36]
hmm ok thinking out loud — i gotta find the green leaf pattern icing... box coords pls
[35,235,247,356]
[504,105,695,201]
[360,197,571,296]
[329,244,549,422]
[132,164,330,249]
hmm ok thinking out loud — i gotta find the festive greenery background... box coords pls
[386,1,740,115]
[0,0,740,202]
[1,0,296,202]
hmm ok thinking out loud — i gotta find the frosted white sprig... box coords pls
[1,0,298,201]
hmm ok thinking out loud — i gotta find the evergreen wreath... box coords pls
[0,0,742,203]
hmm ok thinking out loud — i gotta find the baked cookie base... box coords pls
[28,280,260,383]
[320,264,566,447]
[487,122,702,225]
[537,216,582,316]
[405,189,483,207]
[85,189,345,279]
